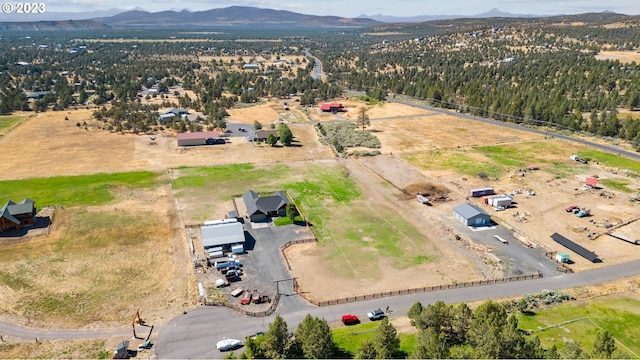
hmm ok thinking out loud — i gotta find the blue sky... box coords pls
[38,0,640,17]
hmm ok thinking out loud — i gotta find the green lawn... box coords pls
[599,178,637,193]
[518,298,640,356]
[173,162,438,280]
[0,115,26,134]
[577,149,640,173]
[405,149,504,178]
[0,171,159,207]
[332,322,416,358]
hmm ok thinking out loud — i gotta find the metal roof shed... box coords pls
[453,203,491,226]
[201,221,245,249]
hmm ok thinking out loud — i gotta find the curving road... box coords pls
[157,259,640,358]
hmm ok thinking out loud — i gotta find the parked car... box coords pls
[206,138,225,145]
[367,308,385,321]
[341,314,359,325]
[565,205,578,212]
[216,338,243,351]
[248,331,265,340]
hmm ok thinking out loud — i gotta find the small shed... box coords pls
[453,203,491,226]
[585,177,598,188]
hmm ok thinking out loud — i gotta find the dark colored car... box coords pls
[206,138,226,145]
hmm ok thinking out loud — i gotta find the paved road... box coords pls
[157,259,640,358]
[305,49,324,80]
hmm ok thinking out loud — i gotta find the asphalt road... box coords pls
[156,259,640,358]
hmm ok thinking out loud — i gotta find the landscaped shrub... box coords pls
[318,123,381,149]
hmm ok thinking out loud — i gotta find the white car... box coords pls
[367,308,385,320]
[216,338,243,351]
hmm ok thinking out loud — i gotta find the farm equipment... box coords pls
[240,290,251,305]
[252,290,261,304]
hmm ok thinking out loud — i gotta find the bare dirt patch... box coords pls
[595,50,640,64]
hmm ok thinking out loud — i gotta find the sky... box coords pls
[23,0,640,17]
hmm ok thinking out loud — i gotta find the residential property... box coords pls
[176,131,220,146]
[453,203,491,226]
[242,190,289,222]
[158,113,176,122]
[0,199,36,233]
[165,108,188,116]
[320,103,345,112]
[254,129,279,142]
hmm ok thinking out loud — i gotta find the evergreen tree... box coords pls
[264,315,290,359]
[412,327,449,359]
[592,330,616,359]
[374,318,400,359]
[560,340,589,359]
[354,340,377,359]
[294,315,335,359]
[267,133,278,146]
[356,107,371,130]
[278,123,293,146]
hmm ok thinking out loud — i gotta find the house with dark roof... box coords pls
[453,203,491,227]
[242,190,289,222]
[254,130,279,142]
[0,199,36,232]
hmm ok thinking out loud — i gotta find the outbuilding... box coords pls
[469,187,494,197]
[320,103,345,112]
[200,219,246,250]
[453,203,491,226]
[176,131,219,146]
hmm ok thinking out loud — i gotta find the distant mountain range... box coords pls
[0,6,632,31]
[357,8,536,23]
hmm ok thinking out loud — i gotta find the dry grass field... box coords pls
[2,94,640,358]
[595,50,640,64]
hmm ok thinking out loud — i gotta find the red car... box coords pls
[341,314,359,325]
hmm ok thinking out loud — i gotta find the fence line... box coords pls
[204,293,281,317]
[302,272,543,307]
[281,238,317,271]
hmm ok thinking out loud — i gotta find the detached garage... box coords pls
[177,131,219,146]
[453,203,491,226]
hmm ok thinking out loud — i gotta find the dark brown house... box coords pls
[0,199,36,232]
[242,190,289,222]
